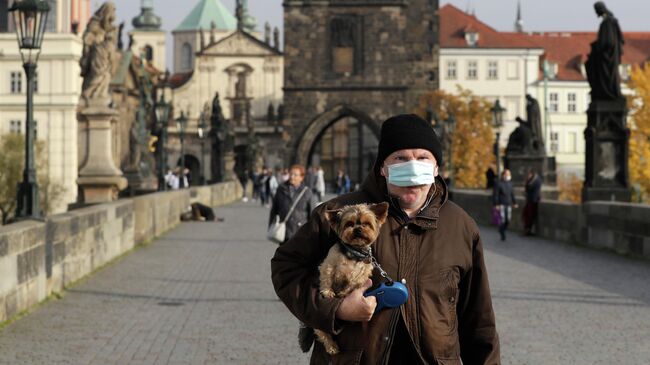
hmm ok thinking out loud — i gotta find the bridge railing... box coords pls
[452,189,650,259]
[0,181,243,323]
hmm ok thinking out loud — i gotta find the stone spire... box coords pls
[514,0,524,33]
[235,0,257,32]
[132,0,162,30]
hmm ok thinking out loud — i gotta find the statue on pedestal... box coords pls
[505,95,557,186]
[583,1,631,202]
[77,1,128,204]
[210,92,236,182]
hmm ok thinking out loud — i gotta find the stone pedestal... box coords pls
[582,99,631,202]
[77,106,128,203]
[224,152,236,182]
[504,155,557,187]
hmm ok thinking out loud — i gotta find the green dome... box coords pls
[174,0,237,32]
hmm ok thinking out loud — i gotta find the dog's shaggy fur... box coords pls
[306,202,389,355]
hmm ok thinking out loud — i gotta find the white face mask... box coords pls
[386,160,438,187]
[504,175,512,182]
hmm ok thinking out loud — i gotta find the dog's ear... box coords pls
[369,202,389,225]
[324,209,343,229]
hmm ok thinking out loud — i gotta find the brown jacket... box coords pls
[271,170,500,365]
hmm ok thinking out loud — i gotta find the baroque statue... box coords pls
[585,2,625,101]
[507,95,544,156]
[80,2,117,107]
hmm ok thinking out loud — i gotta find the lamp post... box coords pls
[445,112,456,185]
[154,92,170,191]
[10,0,51,220]
[197,111,207,185]
[176,110,187,188]
[490,99,506,180]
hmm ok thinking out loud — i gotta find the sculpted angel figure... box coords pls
[79,2,118,106]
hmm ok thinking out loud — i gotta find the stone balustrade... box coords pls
[452,188,650,259]
[0,181,242,323]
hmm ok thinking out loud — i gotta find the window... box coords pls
[465,32,479,47]
[330,17,362,75]
[446,60,457,79]
[549,92,559,113]
[34,71,38,93]
[487,60,498,80]
[10,120,21,134]
[144,45,153,62]
[10,71,21,93]
[567,93,577,113]
[181,43,192,70]
[467,61,478,80]
[567,132,577,153]
[550,131,559,153]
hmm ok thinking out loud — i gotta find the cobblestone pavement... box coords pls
[0,201,649,364]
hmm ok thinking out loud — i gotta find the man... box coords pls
[271,114,499,364]
[493,169,517,241]
[523,169,542,236]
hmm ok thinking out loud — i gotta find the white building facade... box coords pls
[439,5,650,176]
[0,33,83,214]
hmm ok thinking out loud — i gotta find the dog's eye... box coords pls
[344,222,354,228]
[362,222,372,227]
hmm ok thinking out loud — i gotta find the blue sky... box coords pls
[104,0,649,68]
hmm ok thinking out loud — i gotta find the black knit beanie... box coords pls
[375,114,443,171]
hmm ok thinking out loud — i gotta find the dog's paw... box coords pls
[325,343,340,355]
[320,289,336,298]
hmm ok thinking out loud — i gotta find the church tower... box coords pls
[514,0,524,33]
[130,0,166,70]
[283,0,440,170]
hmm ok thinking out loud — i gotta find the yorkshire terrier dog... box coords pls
[300,202,389,355]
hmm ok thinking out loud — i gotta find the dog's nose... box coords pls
[353,227,363,237]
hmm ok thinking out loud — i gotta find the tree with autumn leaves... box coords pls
[415,87,495,188]
[628,62,650,203]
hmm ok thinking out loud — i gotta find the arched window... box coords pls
[181,43,192,70]
[144,45,153,62]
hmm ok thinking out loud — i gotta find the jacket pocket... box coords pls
[439,268,460,334]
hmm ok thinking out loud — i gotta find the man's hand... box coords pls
[335,279,377,322]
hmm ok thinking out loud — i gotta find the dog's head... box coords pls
[324,202,389,248]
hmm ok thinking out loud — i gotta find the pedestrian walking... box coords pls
[486,165,496,190]
[239,169,250,202]
[260,167,270,206]
[271,114,499,364]
[523,168,542,235]
[269,165,318,244]
[315,166,325,202]
[493,169,518,241]
[335,170,350,195]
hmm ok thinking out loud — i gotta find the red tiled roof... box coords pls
[440,4,650,81]
[440,4,540,49]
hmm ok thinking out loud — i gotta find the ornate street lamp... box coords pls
[154,92,170,191]
[197,111,207,185]
[10,0,51,220]
[176,110,187,188]
[490,99,506,180]
[445,112,456,185]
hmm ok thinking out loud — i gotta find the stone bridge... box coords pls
[0,183,648,364]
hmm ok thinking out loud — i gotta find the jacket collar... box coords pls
[360,164,448,230]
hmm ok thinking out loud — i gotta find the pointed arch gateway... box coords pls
[292,105,381,176]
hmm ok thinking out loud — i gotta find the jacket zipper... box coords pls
[379,310,400,365]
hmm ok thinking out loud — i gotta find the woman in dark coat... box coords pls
[493,169,518,241]
[269,164,317,243]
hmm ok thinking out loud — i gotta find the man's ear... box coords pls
[324,209,342,230]
[369,202,389,225]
